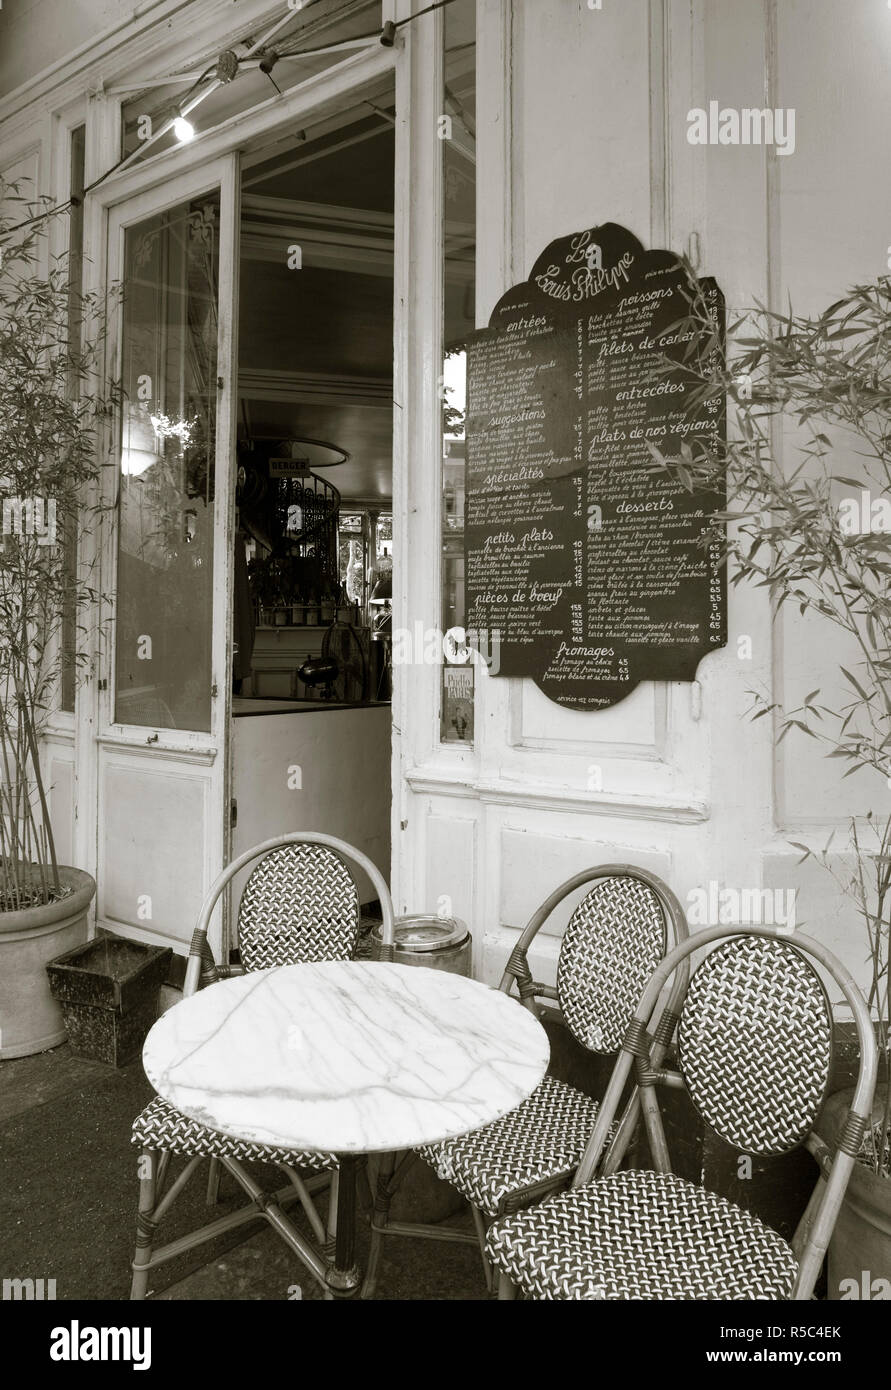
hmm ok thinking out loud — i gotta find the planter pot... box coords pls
[46,936,172,1067]
[0,867,95,1059]
[816,1086,891,1301]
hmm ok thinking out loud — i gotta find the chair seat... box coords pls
[417,1075,604,1218]
[131,1096,337,1173]
[485,1169,799,1299]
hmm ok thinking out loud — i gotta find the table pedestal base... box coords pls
[324,1264,362,1298]
[325,1154,362,1299]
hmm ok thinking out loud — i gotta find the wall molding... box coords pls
[405,768,708,822]
[96,735,216,766]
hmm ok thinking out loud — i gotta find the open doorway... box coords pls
[228,91,395,920]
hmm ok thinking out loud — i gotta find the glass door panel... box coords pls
[115,194,220,732]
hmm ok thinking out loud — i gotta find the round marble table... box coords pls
[143,960,550,1297]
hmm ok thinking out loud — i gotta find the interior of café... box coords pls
[229,92,397,877]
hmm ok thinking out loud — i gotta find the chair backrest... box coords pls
[678,933,833,1155]
[557,874,673,1053]
[183,832,395,995]
[583,924,878,1300]
[500,864,689,1055]
[238,842,359,970]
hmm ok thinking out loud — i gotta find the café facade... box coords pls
[0,0,888,1005]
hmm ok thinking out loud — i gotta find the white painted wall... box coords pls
[396,0,891,1006]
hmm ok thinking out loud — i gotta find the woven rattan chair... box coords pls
[485,925,878,1300]
[129,832,394,1300]
[361,865,689,1297]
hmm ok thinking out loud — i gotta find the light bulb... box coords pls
[173,117,195,143]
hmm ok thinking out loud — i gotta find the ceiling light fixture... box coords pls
[215,49,240,83]
[258,48,283,96]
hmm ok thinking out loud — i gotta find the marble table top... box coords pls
[143,961,550,1154]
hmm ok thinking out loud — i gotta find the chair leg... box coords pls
[497,1270,519,1300]
[155,1151,171,1194]
[360,1149,396,1299]
[278,1166,328,1245]
[315,1169,340,1301]
[327,1169,339,1242]
[206,1157,222,1206]
[130,1153,207,1299]
[222,1157,330,1292]
[470,1204,493,1293]
[130,1151,158,1301]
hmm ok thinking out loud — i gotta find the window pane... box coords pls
[115,194,220,732]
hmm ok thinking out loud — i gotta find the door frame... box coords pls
[92,154,239,955]
[74,38,405,952]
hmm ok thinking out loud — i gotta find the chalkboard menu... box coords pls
[464,223,726,710]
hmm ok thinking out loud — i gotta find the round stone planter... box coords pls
[0,868,96,1059]
[816,1086,891,1301]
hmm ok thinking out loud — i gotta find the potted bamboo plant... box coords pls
[0,183,110,1057]
[649,273,891,1296]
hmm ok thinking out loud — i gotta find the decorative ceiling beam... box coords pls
[242,193,394,231]
[239,231,393,275]
[238,368,393,410]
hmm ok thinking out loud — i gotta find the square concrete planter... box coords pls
[46,936,172,1067]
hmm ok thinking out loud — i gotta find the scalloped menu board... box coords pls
[465,222,726,710]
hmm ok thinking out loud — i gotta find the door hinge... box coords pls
[98,678,107,692]
[230,798,237,828]
[211,682,219,698]
[217,376,224,390]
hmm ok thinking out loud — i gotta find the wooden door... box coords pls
[95,156,239,957]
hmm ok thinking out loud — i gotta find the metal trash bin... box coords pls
[372,915,472,975]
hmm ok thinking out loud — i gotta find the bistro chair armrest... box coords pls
[834,1108,871,1157]
[188,930,221,990]
[500,943,539,1008]
[574,1018,649,1186]
[804,1131,834,1180]
[645,1069,686,1090]
[805,1105,872,1177]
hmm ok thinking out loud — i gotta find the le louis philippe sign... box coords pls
[464,221,726,711]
